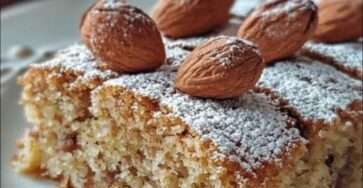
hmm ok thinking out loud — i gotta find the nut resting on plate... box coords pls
[238,0,318,64]
[176,36,264,99]
[152,0,235,38]
[314,0,363,43]
[80,0,166,73]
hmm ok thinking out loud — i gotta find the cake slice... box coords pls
[16,45,117,130]
[90,72,306,188]
[301,41,363,80]
[14,43,309,187]
[14,42,363,187]
[258,59,363,188]
[13,43,185,173]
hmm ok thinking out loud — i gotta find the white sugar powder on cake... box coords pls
[32,44,117,82]
[103,69,304,172]
[231,0,263,18]
[259,59,362,123]
[303,41,363,73]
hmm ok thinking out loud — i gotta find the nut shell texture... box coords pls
[152,0,235,38]
[81,1,166,73]
[314,0,363,43]
[238,0,318,63]
[176,36,264,99]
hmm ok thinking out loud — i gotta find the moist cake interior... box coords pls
[12,0,363,188]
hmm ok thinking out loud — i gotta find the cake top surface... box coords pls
[259,59,362,123]
[303,41,363,72]
[231,0,262,18]
[32,40,361,171]
[164,17,243,50]
[32,44,117,81]
[29,0,362,172]
[164,36,208,51]
[161,45,191,71]
[104,68,304,172]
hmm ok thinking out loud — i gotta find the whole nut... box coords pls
[238,0,318,63]
[80,0,166,73]
[314,0,363,43]
[176,36,264,99]
[152,0,235,38]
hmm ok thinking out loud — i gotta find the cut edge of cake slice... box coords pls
[87,69,307,187]
[258,58,363,188]
[16,44,117,127]
[15,60,309,187]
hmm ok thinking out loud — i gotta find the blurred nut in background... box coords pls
[314,0,363,43]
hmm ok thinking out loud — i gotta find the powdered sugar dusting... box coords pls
[303,41,363,75]
[104,70,304,172]
[164,18,243,50]
[207,36,259,67]
[261,0,315,19]
[103,0,125,9]
[164,36,208,50]
[259,59,362,123]
[90,2,156,45]
[32,44,117,81]
[231,0,264,18]
[254,0,316,39]
[160,45,191,71]
[218,35,256,49]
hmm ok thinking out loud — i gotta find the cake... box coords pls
[15,43,307,188]
[258,59,363,188]
[301,41,363,80]
[13,0,363,188]
[14,44,363,188]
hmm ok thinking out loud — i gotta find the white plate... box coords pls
[0,1,156,187]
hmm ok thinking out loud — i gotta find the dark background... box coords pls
[1,0,28,8]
